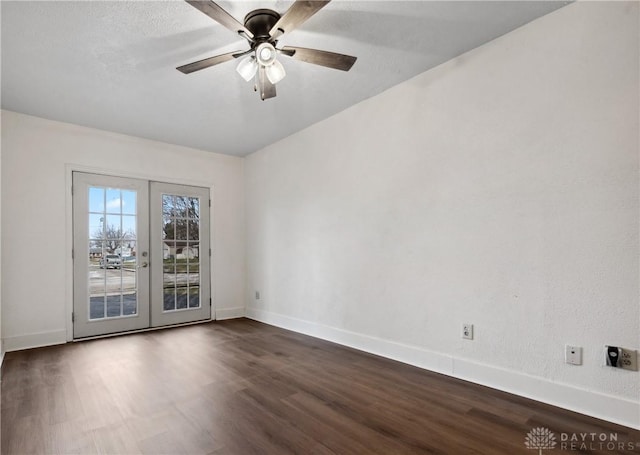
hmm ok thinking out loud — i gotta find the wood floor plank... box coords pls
[2,319,639,454]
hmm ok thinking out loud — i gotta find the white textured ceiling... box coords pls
[1,1,568,156]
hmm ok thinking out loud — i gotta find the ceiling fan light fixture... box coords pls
[255,42,277,66]
[266,59,286,84]
[236,56,258,82]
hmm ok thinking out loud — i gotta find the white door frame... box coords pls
[64,164,216,341]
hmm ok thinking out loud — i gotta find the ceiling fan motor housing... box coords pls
[244,9,281,42]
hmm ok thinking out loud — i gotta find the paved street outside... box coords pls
[89,263,200,318]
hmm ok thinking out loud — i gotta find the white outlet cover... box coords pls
[619,348,639,371]
[462,323,474,340]
[565,345,582,365]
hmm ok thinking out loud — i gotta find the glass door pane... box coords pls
[162,195,201,312]
[88,187,138,319]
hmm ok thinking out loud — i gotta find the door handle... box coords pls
[138,262,148,269]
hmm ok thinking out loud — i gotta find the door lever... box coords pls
[138,262,148,269]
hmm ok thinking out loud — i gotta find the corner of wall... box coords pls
[215,307,246,320]
[0,104,4,455]
[239,156,248,319]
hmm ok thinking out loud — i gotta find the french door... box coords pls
[72,172,211,338]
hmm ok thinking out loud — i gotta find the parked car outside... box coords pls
[100,254,122,269]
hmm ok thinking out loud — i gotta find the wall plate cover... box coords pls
[604,346,638,371]
[462,323,473,340]
[565,345,582,365]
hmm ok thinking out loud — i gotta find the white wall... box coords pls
[245,1,640,428]
[1,110,245,350]
[0,111,3,450]
[0,110,3,364]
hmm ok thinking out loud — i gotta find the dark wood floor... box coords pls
[2,319,639,454]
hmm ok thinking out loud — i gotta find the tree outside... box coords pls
[91,223,136,254]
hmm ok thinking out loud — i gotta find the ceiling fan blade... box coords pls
[277,48,296,58]
[269,0,331,38]
[281,46,356,71]
[177,50,242,74]
[185,1,253,40]
[258,66,277,100]
[232,48,254,59]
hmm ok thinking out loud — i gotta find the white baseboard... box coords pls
[246,307,640,430]
[3,329,67,353]
[215,306,245,320]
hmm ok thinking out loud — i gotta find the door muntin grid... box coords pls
[88,186,138,320]
[161,194,201,312]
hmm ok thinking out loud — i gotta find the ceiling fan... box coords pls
[177,0,357,100]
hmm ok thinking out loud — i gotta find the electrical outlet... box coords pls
[255,291,260,300]
[619,348,638,370]
[565,345,582,365]
[604,346,638,371]
[462,323,474,340]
